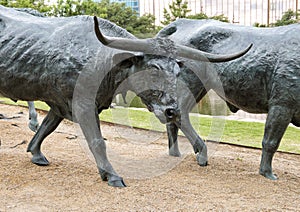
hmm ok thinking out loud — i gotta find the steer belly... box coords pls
[217,59,272,113]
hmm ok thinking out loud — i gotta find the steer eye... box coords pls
[150,64,161,70]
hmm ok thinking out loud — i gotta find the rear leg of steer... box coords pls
[259,105,293,180]
[166,123,181,157]
[27,109,63,165]
[27,101,39,132]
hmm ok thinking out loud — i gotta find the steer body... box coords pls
[158,19,300,180]
[0,6,250,187]
[0,6,185,187]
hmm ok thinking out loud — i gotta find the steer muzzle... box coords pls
[165,108,180,122]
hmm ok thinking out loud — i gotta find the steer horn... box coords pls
[94,16,252,63]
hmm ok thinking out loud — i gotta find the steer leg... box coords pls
[27,101,39,132]
[166,122,181,157]
[178,114,208,166]
[27,109,63,165]
[259,105,293,180]
[79,109,125,187]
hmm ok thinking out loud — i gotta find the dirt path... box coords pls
[0,104,299,211]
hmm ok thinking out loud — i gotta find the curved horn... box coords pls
[94,16,152,52]
[94,16,252,63]
[176,43,253,63]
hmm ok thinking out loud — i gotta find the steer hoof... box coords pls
[196,153,208,166]
[169,150,181,157]
[259,170,278,180]
[31,153,49,166]
[99,169,126,187]
[108,178,126,187]
[28,121,39,132]
[169,145,181,157]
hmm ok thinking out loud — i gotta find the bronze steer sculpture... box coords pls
[157,18,300,180]
[0,6,250,187]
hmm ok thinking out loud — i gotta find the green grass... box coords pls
[1,98,299,154]
[0,98,50,111]
[101,107,300,153]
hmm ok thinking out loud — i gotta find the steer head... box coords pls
[131,55,182,123]
[111,52,182,124]
[93,16,252,124]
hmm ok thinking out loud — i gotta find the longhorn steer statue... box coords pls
[0,6,250,187]
[157,18,300,180]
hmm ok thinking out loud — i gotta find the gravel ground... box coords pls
[1,104,300,211]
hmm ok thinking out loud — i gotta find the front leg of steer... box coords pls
[78,107,126,187]
[177,114,208,166]
[166,122,181,157]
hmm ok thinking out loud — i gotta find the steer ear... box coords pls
[113,52,144,68]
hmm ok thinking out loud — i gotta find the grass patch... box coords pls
[1,98,299,154]
[0,98,49,111]
[100,107,300,154]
